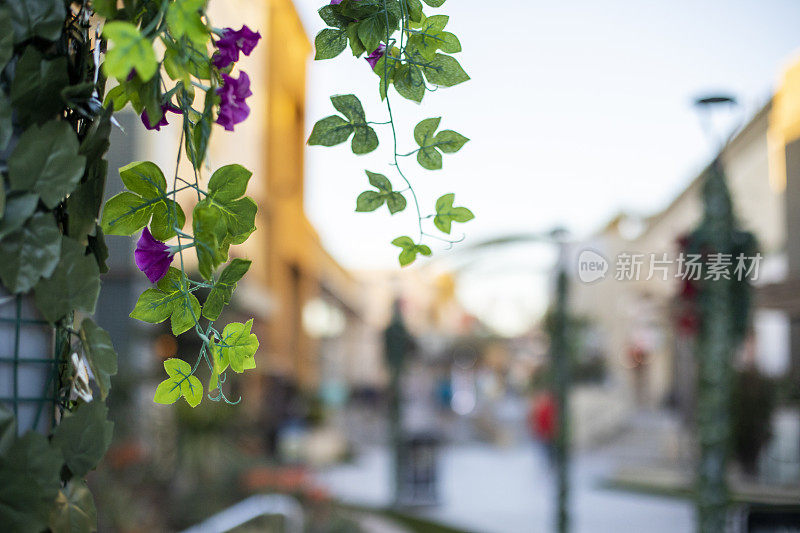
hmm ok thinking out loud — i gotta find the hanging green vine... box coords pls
[95,0,263,409]
[309,0,474,266]
[0,0,263,529]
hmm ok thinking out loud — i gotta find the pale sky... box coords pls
[295,1,800,334]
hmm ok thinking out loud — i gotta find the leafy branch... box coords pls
[309,0,474,266]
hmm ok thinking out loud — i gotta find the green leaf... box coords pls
[186,87,215,166]
[34,236,101,322]
[386,192,407,214]
[52,401,113,477]
[130,268,201,335]
[100,161,185,240]
[357,16,385,56]
[356,191,384,212]
[413,116,440,145]
[193,203,229,280]
[49,479,97,533]
[137,75,163,126]
[91,0,118,18]
[0,9,12,70]
[79,105,113,161]
[201,164,257,245]
[404,0,424,22]
[10,48,69,125]
[355,170,406,214]
[202,258,251,320]
[434,129,469,153]
[434,193,474,234]
[6,0,66,42]
[103,21,158,81]
[67,159,108,242]
[413,117,468,170]
[393,63,425,103]
[215,319,259,373]
[164,41,212,81]
[421,53,469,87]
[314,28,347,60]
[417,145,442,170]
[99,192,152,235]
[129,289,173,324]
[87,226,110,274]
[0,212,61,293]
[0,432,63,532]
[309,95,379,154]
[319,5,349,29]
[346,22,366,57]
[103,77,148,114]
[407,15,460,61]
[391,236,431,266]
[308,115,353,147]
[154,358,203,407]
[8,120,85,207]
[166,0,208,48]
[0,193,39,240]
[421,0,446,7]
[79,318,118,400]
[331,94,365,122]
[352,126,379,154]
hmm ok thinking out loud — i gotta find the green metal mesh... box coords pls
[0,293,59,435]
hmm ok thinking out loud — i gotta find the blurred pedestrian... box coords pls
[528,391,557,467]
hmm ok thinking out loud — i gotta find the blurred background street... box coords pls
[79,1,800,531]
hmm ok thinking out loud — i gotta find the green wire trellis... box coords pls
[0,294,61,435]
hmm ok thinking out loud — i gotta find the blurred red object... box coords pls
[105,440,147,470]
[528,392,557,442]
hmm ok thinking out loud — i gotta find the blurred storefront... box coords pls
[569,55,800,451]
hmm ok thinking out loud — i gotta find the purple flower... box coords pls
[141,103,181,131]
[135,228,174,283]
[366,44,386,69]
[216,71,252,132]
[330,0,343,4]
[213,25,262,69]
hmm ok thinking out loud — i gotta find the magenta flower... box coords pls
[141,103,181,131]
[216,71,252,131]
[213,25,262,69]
[135,228,174,283]
[366,44,386,69]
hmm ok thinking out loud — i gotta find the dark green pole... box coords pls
[552,239,570,533]
[385,301,411,506]
[694,160,735,533]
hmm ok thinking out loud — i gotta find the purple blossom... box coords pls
[216,71,252,132]
[213,25,262,69]
[366,44,386,69]
[135,228,174,283]
[141,103,181,131]
[330,0,343,4]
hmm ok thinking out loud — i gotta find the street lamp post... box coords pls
[690,96,755,532]
[445,229,572,531]
[384,300,413,506]
[551,235,571,533]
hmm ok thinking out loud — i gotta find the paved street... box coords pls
[314,442,694,533]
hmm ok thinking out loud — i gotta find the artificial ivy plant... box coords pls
[309,0,475,265]
[0,0,471,530]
